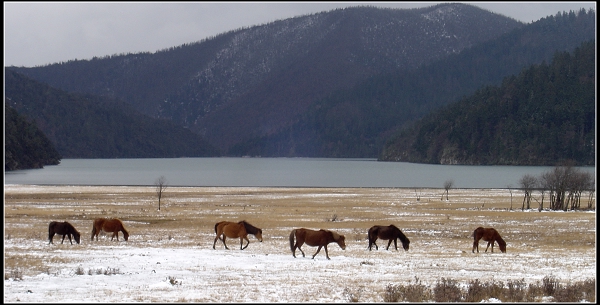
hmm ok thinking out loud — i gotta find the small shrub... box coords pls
[75,266,85,275]
[433,278,462,302]
[6,268,23,281]
[554,279,596,303]
[542,275,560,296]
[343,287,363,302]
[383,284,402,302]
[524,281,544,302]
[104,267,120,275]
[402,278,431,302]
[384,278,431,302]
[168,276,181,286]
[465,279,487,302]
[506,278,526,302]
[578,278,596,302]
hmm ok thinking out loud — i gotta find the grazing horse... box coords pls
[289,228,346,260]
[368,224,410,251]
[213,220,263,250]
[48,221,81,245]
[472,227,506,253]
[91,218,129,241]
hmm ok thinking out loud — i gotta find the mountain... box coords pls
[247,9,596,157]
[379,40,595,166]
[6,5,595,162]
[4,69,220,158]
[8,3,523,154]
[5,104,62,171]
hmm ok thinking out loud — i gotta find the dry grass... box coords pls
[4,185,595,302]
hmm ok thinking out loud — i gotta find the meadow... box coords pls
[4,185,596,302]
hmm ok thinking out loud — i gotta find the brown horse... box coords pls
[289,228,346,260]
[213,220,263,250]
[48,221,81,245]
[368,224,410,251]
[472,227,506,253]
[91,218,129,241]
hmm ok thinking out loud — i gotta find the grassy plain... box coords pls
[3,185,596,302]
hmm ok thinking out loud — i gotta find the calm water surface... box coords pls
[4,158,596,188]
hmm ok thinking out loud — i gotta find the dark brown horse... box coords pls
[213,220,263,250]
[48,221,81,245]
[472,227,506,253]
[289,228,346,260]
[368,224,410,251]
[91,218,129,241]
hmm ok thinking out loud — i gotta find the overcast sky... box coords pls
[4,2,596,67]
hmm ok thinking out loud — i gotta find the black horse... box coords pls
[49,221,81,245]
[368,225,410,251]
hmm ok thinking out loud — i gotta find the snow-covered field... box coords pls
[4,185,596,302]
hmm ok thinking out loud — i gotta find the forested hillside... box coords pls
[5,69,220,158]
[8,4,523,154]
[379,40,595,166]
[5,105,62,171]
[229,9,596,158]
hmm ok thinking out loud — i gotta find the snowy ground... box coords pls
[4,185,596,302]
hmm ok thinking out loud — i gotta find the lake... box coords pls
[4,158,596,188]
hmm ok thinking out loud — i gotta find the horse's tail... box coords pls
[289,229,296,251]
[368,226,377,242]
[214,222,219,234]
[48,221,55,241]
[91,223,97,241]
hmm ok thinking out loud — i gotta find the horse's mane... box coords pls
[330,231,341,241]
[240,220,261,234]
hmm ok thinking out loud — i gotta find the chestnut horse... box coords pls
[472,227,506,253]
[368,224,410,251]
[48,221,81,245]
[289,228,346,260]
[213,220,263,250]
[91,218,129,241]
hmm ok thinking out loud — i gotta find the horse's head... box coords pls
[331,232,346,250]
[498,240,507,253]
[255,229,263,242]
[123,230,129,241]
[402,239,410,251]
[73,230,81,244]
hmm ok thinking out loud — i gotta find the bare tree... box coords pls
[507,185,513,210]
[155,176,168,211]
[537,161,593,211]
[443,179,454,201]
[519,174,537,210]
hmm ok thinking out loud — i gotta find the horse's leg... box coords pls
[324,245,331,260]
[393,238,398,250]
[297,243,305,257]
[213,235,219,249]
[61,234,66,244]
[472,239,479,253]
[312,245,323,259]
[386,239,393,250]
[67,234,73,245]
[485,241,492,252]
[222,236,229,250]
[49,232,55,244]
[241,236,250,250]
